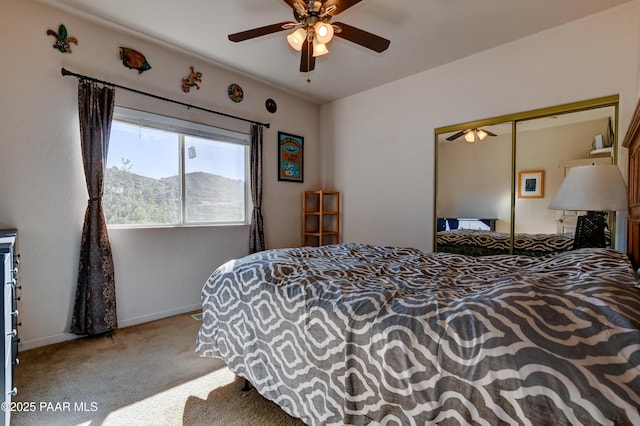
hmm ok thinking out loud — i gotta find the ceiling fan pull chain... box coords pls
[307,38,312,83]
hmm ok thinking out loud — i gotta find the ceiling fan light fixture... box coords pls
[314,21,334,44]
[477,129,488,140]
[227,0,391,74]
[464,131,476,143]
[287,27,307,51]
[312,38,329,57]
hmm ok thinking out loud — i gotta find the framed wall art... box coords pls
[278,131,303,182]
[518,170,545,198]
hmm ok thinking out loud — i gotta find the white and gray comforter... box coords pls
[195,243,640,425]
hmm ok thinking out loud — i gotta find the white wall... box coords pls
[437,134,512,232]
[0,0,322,348]
[515,119,609,234]
[322,1,640,253]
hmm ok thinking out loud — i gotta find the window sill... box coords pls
[107,222,250,230]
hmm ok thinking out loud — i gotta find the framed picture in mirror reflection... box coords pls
[518,170,544,198]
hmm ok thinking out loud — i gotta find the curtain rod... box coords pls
[60,68,270,128]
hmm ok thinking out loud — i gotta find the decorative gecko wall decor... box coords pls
[182,66,203,93]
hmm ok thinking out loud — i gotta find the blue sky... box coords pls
[107,122,245,180]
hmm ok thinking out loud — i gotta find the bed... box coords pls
[197,97,640,425]
[196,242,640,425]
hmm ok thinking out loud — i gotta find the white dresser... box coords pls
[0,230,18,426]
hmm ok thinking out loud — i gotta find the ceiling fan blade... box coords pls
[228,22,291,42]
[282,0,299,9]
[333,22,390,53]
[446,130,467,141]
[300,40,316,72]
[484,129,497,137]
[324,0,363,15]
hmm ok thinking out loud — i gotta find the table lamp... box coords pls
[549,165,627,249]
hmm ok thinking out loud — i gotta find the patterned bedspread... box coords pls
[195,243,640,425]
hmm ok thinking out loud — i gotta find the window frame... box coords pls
[105,106,252,229]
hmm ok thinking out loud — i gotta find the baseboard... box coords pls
[20,332,83,351]
[117,304,201,328]
[19,303,202,351]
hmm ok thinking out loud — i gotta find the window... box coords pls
[104,107,250,226]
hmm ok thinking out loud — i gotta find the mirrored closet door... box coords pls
[434,95,619,254]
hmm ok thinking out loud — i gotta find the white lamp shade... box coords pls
[464,131,475,143]
[549,165,627,211]
[314,21,334,44]
[287,28,307,51]
[312,39,329,57]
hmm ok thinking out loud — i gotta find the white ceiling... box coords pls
[38,0,632,104]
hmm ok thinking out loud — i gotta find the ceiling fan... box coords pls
[446,128,497,143]
[228,0,390,73]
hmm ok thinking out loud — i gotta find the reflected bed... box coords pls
[436,229,576,256]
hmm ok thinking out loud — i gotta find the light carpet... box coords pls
[11,312,305,425]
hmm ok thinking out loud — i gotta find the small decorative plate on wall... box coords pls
[265,98,277,113]
[228,83,244,102]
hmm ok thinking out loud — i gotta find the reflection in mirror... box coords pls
[436,122,513,255]
[434,96,618,256]
[515,106,617,242]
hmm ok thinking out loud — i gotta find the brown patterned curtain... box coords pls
[70,80,118,335]
[249,124,265,253]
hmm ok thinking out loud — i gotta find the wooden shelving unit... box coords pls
[302,190,339,246]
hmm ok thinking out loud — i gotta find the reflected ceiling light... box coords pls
[464,131,476,143]
[464,129,478,143]
[463,128,491,143]
[287,27,307,51]
[446,127,496,142]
